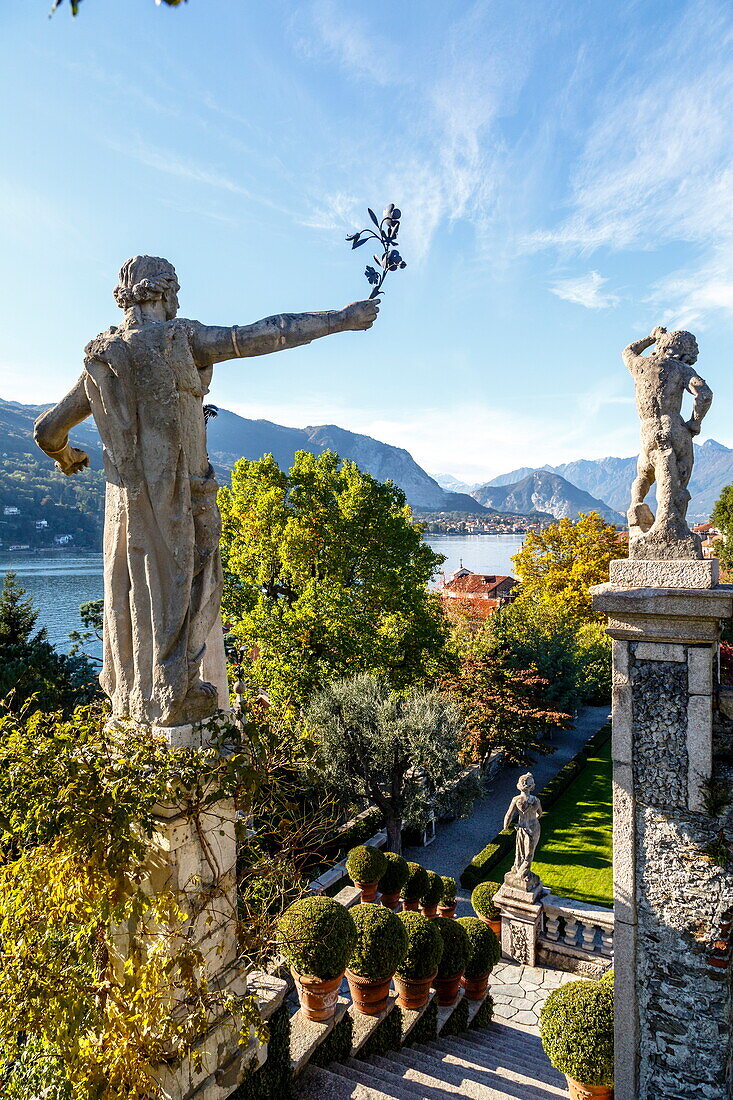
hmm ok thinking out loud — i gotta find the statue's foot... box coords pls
[179,679,219,724]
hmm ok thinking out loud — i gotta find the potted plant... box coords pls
[400,861,429,911]
[378,851,410,910]
[345,904,408,1015]
[438,876,457,918]
[346,844,388,902]
[539,979,614,1099]
[277,896,357,1022]
[471,880,502,936]
[456,916,500,1000]
[394,911,444,1010]
[433,916,470,1006]
[419,870,445,918]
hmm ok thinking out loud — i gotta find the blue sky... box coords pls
[2,0,733,482]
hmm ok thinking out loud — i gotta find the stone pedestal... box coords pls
[592,560,733,1100]
[494,873,544,967]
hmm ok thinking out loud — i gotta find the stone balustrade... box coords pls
[539,893,614,966]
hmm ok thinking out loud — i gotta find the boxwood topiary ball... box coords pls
[456,916,501,978]
[378,851,410,895]
[400,861,430,902]
[346,844,388,885]
[600,967,614,986]
[419,870,445,908]
[539,980,614,1087]
[471,880,500,920]
[277,896,357,980]
[440,876,457,905]
[434,916,470,978]
[347,903,409,981]
[395,911,444,980]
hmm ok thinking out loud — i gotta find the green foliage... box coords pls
[395,912,443,980]
[461,835,513,890]
[712,485,733,572]
[456,917,501,979]
[401,862,430,903]
[219,451,447,724]
[277,896,356,980]
[407,999,438,1044]
[378,851,410,895]
[434,916,470,978]
[0,573,100,714]
[471,881,501,920]
[440,996,469,1036]
[305,673,466,854]
[0,452,104,549]
[419,870,444,908]
[492,597,585,712]
[347,904,408,982]
[235,1004,292,1100]
[310,1011,353,1069]
[576,621,612,705]
[600,968,614,986]
[540,980,614,1086]
[357,1003,403,1058]
[440,876,457,905]
[469,994,494,1030]
[346,844,388,885]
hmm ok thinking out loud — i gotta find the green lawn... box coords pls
[490,741,613,907]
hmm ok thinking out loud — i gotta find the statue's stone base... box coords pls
[610,557,718,589]
[494,875,544,967]
[628,532,703,561]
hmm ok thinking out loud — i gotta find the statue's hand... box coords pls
[341,299,380,331]
[56,446,90,476]
[650,325,667,342]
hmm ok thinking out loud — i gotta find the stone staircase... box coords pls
[294,1016,569,1099]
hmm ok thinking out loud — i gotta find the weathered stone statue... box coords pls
[34,255,379,727]
[623,325,712,560]
[503,772,543,886]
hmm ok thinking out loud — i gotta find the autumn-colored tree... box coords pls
[511,511,624,622]
[219,450,447,723]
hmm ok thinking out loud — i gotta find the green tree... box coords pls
[218,450,447,722]
[711,485,733,572]
[491,596,584,713]
[304,673,467,854]
[0,573,99,713]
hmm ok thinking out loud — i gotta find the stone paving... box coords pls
[488,961,577,1032]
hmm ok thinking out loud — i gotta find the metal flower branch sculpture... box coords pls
[346,204,407,299]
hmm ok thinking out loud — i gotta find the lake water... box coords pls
[0,533,524,654]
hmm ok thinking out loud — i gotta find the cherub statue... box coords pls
[622,326,712,559]
[34,255,379,727]
[503,773,543,883]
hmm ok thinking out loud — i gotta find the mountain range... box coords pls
[471,471,625,525]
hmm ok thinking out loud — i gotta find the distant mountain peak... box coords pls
[471,468,624,525]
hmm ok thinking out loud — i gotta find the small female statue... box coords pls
[503,773,543,880]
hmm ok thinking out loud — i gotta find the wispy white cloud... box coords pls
[550,270,620,309]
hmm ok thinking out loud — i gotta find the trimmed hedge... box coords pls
[395,911,443,980]
[378,851,410,895]
[460,722,612,889]
[470,993,494,1030]
[401,861,430,903]
[357,1004,403,1058]
[234,1002,292,1100]
[346,844,388,884]
[440,876,457,905]
[471,881,500,921]
[440,995,469,1036]
[407,998,438,1044]
[434,916,470,978]
[348,904,408,981]
[419,870,445,908]
[310,1011,353,1068]
[456,916,501,979]
[540,980,614,1087]
[277,896,356,980]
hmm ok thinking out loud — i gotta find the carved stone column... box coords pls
[493,873,544,967]
[592,559,733,1100]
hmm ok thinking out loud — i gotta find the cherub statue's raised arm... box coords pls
[34,255,379,728]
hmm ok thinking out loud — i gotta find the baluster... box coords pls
[563,916,580,947]
[580,921,597,954]
[600,926,614,956]
[544,910,561,942]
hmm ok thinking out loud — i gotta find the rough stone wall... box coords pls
[631,654,688,806]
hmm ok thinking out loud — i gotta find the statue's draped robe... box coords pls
[83,318,223,726]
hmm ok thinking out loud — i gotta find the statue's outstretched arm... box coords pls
[684,368,713,436]
[191,299,379,367]
[34,376,91,475]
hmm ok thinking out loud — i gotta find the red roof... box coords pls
[443,572,515,597]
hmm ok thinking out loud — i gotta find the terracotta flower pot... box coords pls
[708,953,729,969]
[564,1078,614,1100]
[420,903,438,919]
[355,880,379,902]
[438,903,457,919]
[461,971,490,1001]
[291,969,344,1022]
[433,972,463,1006]
[380,890,401,910]
[345,970,393,1016]
[402,898,420,911]
[393,971,437,1010]
[479,914,502,937]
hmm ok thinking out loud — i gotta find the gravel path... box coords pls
[403,704,611,917]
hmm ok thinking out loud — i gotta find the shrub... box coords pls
[401,861,430,902]
[440,876,457,905]
[460,830,514,889]
[395,911,443,980]
[420,870,445,908]
[471,881,500,921]
[348,904,408,981]
[600,968,614,986]
[539,980,614,1087]
[434,916,470,978]
[277,896,356,980]
[378,851,410,895]
[346,844,388,884]
[440,995,469,1036]
[470,994,494,1029]
[310,1011,353,1068]
[456,916,501,978]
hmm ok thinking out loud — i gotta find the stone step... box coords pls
[328,1059,426,1100]
[366,1048,567,1100]
[296,1063,400,1099]
[437,1027,567,1080]
[402,1040,568,1096]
